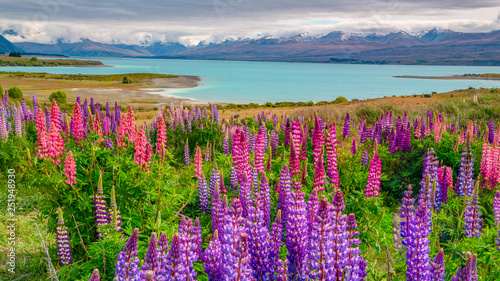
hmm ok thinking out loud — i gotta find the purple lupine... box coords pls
[307,197,334,280]
[343,113,351,139]
[198,172,209,213]
[361,150,369,166]
[209,164,220,198]
[456,137,474,197]
[202,230,223,281]
[494,191,500,250]
[437,167,449,205]
[224,233,254,280]
[158,232,169,265]
[330,190,349,280]
[346,214,363,274]
[400,185,416,246]
[464,182,483,238]
[270,130,279,158]
[269,210,284,275]
[161,233,182,279]
[211,183,225,234]
[451,253,473,281]
[307,189,319,234]
[56,209,72,266]
[247,196,271,280]
[239,172,252,217]
[325,123,339,188]
[140,232,160,278]
[351,137,357,155]
[184,140,191,166]
[259,173,271,228]
[192,218,203,259]
[488,119,495,144]
[430,248,445,281]
[284,119,291,146]
[230,166,238,190]
[223,135,230,155]
[115,228,140,280]
[389,128,396,154]
[94,174,109,239]
[105,139,114,150]
[177,216,198,280]
[89,269,100,281]
[109,186,123,233]
[285,182,309,280]
[405,201,431,281]
[278,164,292,222]
[365,144,382,198]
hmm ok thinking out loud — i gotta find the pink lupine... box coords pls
[156,116,167,162]
[313,147,326,191]
[71,102,85,143]
[254,127,265,174]
[236,130,251,184]
[291,120,302,156]
[50,100,61,130]
[36,108,49,159]
[325,123,339,188]
[64,151,77,186]
[125,106,137,143]
[289,134,301,176]
[48,121,65,165]
[92,111,103,137]
[134,129,150,171]
[300,129,308,162]
[194,146,203,178]
[365,142,382,197]
[312,113,324,165]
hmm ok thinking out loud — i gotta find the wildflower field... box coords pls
[1,93,500,281]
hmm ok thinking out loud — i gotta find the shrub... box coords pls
[122,76,133,84]
[333,96,348,103]
[30,57,38,62]
[9,52,22,57]
[8,87,23,99]
[0,84,3,95]
[49,91,67,104]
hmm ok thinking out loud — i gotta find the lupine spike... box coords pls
[56,208,72,266]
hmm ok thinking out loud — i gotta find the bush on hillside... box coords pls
[8,87,23,99]
[49,91,67,104]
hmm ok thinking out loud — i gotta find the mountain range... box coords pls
[4,28,500,65]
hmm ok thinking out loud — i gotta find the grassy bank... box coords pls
[0,56,104,66]
[0,71,178,81]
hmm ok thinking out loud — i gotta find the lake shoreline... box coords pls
[394,74,500,81]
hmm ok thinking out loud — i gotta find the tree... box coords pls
[49,91,67,104]
[9,52,22,57]
[7,87,23,99]
[30,57,38,62]
[122,76,133,84]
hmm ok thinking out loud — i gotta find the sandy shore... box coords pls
[0,75,203,107]
[394,74,500,81]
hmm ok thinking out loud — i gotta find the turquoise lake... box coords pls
[2,58,500,103]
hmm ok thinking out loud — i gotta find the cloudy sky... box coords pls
[1,0,500,45]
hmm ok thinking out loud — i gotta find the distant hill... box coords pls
[0,35,22,54]
[9,29,500,65]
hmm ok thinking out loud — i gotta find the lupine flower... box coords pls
[115,228,140,280]
[48,121,65,164]
[306,189,319,233]
[430,248,445,281]
[289,134,301,176]
[307,197,334,280]
[365,143,382,198]
[89,269,100,281]
[223,135,230,155]
[494,191,500,250]
[134,129,150,171]
[177,216,198,280]
[451,252,474,281]
[285,182,309,279]
[105,139,114,150]
[194,146,203,178]
[325,123,339,188]
[400,185,415,246]
[204,143,212,162]
[351,137,357,155]
[361,150,369,166]
[109,186,123,233]
[269,210,284,275]
[329,190,349,280]
[239,173,252,217]
[219,171,228,194]
[158,232,169,264]
[223,233,254,280]
[141,232,160,279]
[198,172,210,213]
[236,130,251,184]
[259,173,271,228]
[270,130,279,157]
[161,233,182,279]
[246,197,271,280]
[56,208,72,266]
[278,164,292,220]
[156,116,167,160]
[464,182,483,238]
[405,201,431,281]
[230,166,238,190]
[64,150,77,187]
[36,108,49,159]
[456,136,474,196]
[209,164,220,199]
[254,127,266,174]
[184,139,191,166]
[343,113,351,139]
[437,167,449,205]
[389,128,396,154]
[291,120,302,154]
[312,114,324,165]
[284,119,291,146]
[71,102,85,143]
[313,146,326,191]
[488,119,495,144]
[0,111,8,141]
[202,230,223,281]
[193,217,203,258]
[94,174,109,239]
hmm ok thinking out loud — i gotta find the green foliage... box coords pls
[122,76,133,84]
[49,91,68,104]
[0,84,3,95]
[7,86,23,99]
[9,51,22,57]
[30,57,38,62]
[333,96,348,103]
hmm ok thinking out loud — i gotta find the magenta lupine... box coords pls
[365,144,382,198]
[237,130,252,185]
[430,248,446,281]
[64,150,77,187]
[36,108,49,159]
[285,182,309,279]
[194,146,203,178]
[202,230,223,281]
[94,174,109,239]
[254,127,265,174]
[156,116,167,160]
[351,137,357,155]
[291,120,302,152]
[289,134,301,176]
[177,216,198,280]
[247,197,271,280]
[313,147,326,192]
[325,123,339,188]
[284,119,291,146]
[307,197,334,280]
[259,173,271,228]
[405,200,431,281]
[184,139,191,166]
[198,172,210,213]
[312,114,324,165]
[89,269,100,281]
[115,228,140,280]
[437,167,449,205]
[56,209,72,266]
[464,182,483,238]
[71,102,85,143]
[330,190,349,280]
[493,191,500,250]
[219,171,228,194]
[134,129,150,171]
[300,129,308,162]
[140,232,160,279]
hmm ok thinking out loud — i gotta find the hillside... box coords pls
[0,34,22,54]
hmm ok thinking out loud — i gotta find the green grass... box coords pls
[0,56,104,67]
